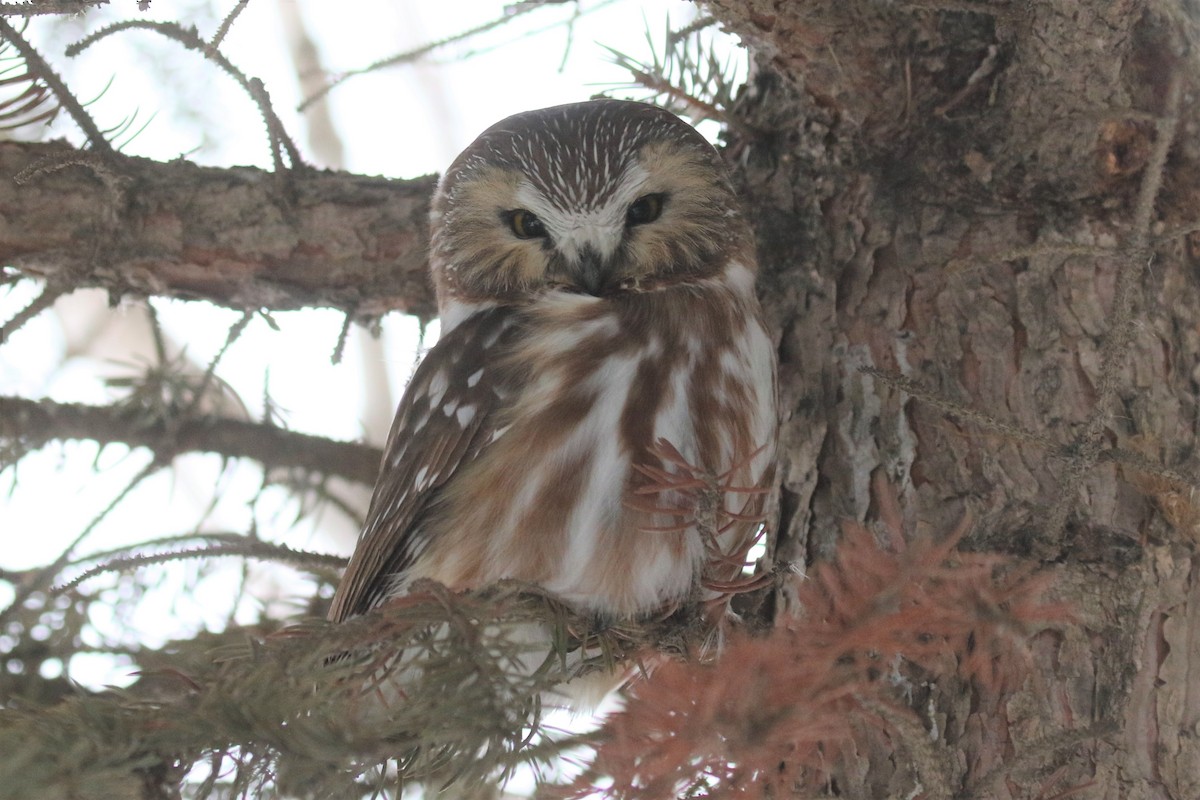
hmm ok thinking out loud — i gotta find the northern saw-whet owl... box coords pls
[329,99,776,632]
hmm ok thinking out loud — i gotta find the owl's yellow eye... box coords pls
[506,209,547,239]
[626,193,665,226]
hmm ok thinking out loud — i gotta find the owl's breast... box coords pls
[409,268,776,618]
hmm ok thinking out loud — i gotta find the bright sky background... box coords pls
[0,0,745,720]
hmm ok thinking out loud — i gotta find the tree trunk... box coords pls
[712,0,1200,796]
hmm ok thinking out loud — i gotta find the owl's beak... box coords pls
[568,246,610,296]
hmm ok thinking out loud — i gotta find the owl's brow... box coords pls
[463,112,692,210]
[511,118,681,211]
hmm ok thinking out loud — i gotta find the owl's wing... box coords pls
[327,307,517,623]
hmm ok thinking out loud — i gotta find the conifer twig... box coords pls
[0,394,383,485]
[0,1,108,15]
[0,459,161,626]
[181,310,252,419]
[67,20,303,169]
[210,0,248,49]
[0,280,62,343]
[0,17,111,151]
[299,3,543,111]
[1044,69,1183,539]
[56,537,346,591]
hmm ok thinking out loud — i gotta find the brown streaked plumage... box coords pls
[329,99,776,631]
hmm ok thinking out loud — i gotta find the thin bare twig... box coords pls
[860,366,1059,450]
[0,280,63,343]
[11,147,115,185]
[266,468,368,529]
[331,312,352,365]
[1043,70,1183,538]
[668,14,716,41]
[67,20,303,170]
[247,76,300,173]
[57,537,347,592]
[0,459,161,627]
[946,241,1115,275]
[1097,447,1200,490]
[454,0,623,63]
[182,310,252,419]
[299,3,543,111]
[210,0,248,49]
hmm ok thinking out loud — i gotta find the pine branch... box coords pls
[0,394,383,485]
[0,585,662,798]
[0,140,438,316]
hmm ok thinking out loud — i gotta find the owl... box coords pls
[328,99,776,630]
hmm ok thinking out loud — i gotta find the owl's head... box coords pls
[429,100,752,312]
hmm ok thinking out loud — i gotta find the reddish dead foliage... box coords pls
[566,518,1070,799]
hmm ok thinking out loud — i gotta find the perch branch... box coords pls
[0,140,438,317]
[0,1,108,14]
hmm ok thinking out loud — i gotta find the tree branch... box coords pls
[0,395,382,485]
[0,140,439,318]
[0,1,108,17]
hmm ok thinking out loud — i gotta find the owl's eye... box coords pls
[506,209,547,239]
[626,193,666,227]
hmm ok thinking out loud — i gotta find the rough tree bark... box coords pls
[711,1,1200,797]
[0,141,437,318]
[5,1,1199,797]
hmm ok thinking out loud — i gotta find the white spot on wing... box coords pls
[427,370,448,406]
[456,405,477,427]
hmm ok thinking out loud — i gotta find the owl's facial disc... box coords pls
[509,183,659,296]
[553,191,667,295]
[495,198,625,296]
[501,159,685,296]
[430,100,751,307]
